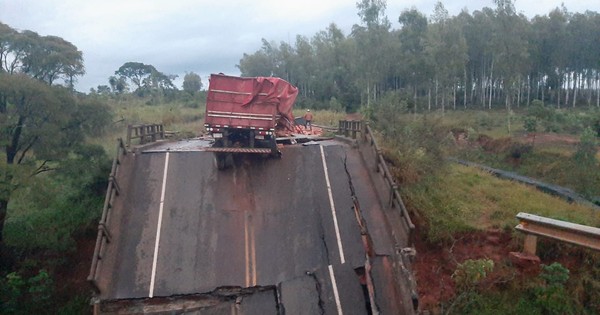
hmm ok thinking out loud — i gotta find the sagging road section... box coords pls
[94,139,413,314]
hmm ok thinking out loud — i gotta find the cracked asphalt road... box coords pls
[95,140,409,314]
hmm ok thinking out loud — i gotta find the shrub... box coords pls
[475,112,495,130]
[0,270,54,315]
[329,97,344,113]
[533,263,574,314]
[452,259,495,292]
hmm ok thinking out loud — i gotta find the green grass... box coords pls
[89,97,205,155]
[407,109,527,138]
[292,109,346,127]
[455,139,600,198]
[403,164,600,243]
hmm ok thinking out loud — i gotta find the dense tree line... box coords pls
[93,63,204,106]
[0,22,111,245]
[0,20,113,313]
[238,0,600,112]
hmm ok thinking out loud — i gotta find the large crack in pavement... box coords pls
[306,271,327,315]
[98,285,278,313]
[343,152,381,315]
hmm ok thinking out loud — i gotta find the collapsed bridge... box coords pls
[88,122,418,314]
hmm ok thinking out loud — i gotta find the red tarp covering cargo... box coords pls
[205,74,298,131]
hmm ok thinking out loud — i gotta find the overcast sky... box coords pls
[1,0,598,92]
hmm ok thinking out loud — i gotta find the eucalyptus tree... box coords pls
[292,35,316,98]
[565,11,600,107]
[353,0,392,105]
[425,2,468,112]
[491,0,530,110]
[311,23,355,106]
[237,39,281,77]
[463,8,496,108]
[535,8,569,106]
[398,8,430,111]
[276,41,295,82]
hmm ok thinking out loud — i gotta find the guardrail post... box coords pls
[140,125,146,144]
[152,125,158,142]
[118,138,127,156]
[99,223,112,243]
[89,278,101,295]
[523,235,538,255]
[389,184,397,208]
[126,125,132,148]
[110,176,121,196]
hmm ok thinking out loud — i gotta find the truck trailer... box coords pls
[204,73,299,169]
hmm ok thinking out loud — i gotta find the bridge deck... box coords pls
[95,139,410,314]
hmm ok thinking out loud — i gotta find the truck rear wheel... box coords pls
[213,139,232,170]
[269,137,281,159]
[215,154,226,170]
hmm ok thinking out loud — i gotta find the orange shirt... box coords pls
[304,112,313,121]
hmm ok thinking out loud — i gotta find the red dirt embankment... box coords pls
[413,227,517,312]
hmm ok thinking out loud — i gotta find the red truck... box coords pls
[204,73,299,169]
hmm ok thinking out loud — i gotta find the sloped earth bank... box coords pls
[415,130,598,313]
[412,223,594,314]
[53,234,97,312]
[412,226,516,313]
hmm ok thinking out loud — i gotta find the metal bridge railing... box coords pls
[338,120,416,243]
[126,124,165,147]
[515,212,600,255]
[88,138,127,294]
[338,120,363,139]
[338,120,418,311]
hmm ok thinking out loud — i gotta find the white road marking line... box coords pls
[328,265,344,315]
[320,145,346,264]
[149,152,170,298]
[245,213,250,287]
[250,218,257,286]
[245,213,257,287]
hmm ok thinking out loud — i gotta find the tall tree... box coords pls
[398,8,431,111]
[353,0,392,105]
[237,39,280,77]
[491,0,530,111]
[234,2,600,112]
[0,73,111,242]
[115,62,155,91]
[0,24,84,87]
[182,72,202,95]
[426,2,468,112]
[108,75,128,94]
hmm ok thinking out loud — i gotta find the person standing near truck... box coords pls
[303,109,313,131]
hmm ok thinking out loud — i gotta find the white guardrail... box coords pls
[515,212,600,255]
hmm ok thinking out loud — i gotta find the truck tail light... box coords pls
[256,130,273,136]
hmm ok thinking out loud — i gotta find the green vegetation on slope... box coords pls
[403,164,600,244]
